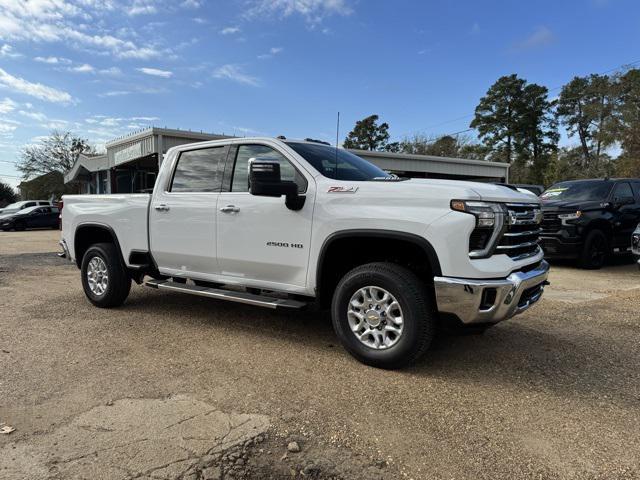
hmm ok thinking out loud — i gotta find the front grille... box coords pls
[541,212,561,233]
[494,204,542,260]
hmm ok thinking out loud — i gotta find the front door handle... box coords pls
[154,204,170,212]
[220,205,240,213]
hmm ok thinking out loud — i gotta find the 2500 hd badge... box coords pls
[267,241,304,249]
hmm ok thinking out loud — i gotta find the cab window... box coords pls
[170,146,227,193]
[230,144,306,193]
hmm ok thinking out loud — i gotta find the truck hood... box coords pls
[403,179,539,204]
[541,199,604,212]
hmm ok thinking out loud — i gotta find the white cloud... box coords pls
[0,97,17,114]
[98,66,121,76]
[181,0,202,8]
[193,17,207,24]
[99,90,130,97]
[220,26,241,35]
[0,68,72,103]
[0,120,18,135]
[245,0,353,23]
[18,109,47,122]
[34,56,71,64]
[213,64,259,87]
[137,67,173,78]
[0,43,21,58]
[514,26,554,50]
[127,0,158,16]
[131,116,159,121]
[257,46,283,59]
[0,1,166,59]
[70,63,95,73]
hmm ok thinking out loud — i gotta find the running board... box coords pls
[145,279,307,310]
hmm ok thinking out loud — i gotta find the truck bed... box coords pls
[61,194,151,266]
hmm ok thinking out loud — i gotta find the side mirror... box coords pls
[249,160,305,211]
[613,197,635,208]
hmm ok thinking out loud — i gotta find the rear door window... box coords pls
[170,146,227,193]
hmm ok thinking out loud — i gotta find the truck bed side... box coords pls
[61,194,151,267]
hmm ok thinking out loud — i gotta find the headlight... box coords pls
[451,200,505,228]
[558,211,581,225]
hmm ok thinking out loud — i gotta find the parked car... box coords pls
[0,200,52,217]
[632,223,640,268]
[0,205,60,231]
[540,178,640,269]
[60,137,549,369]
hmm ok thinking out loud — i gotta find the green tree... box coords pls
[515,83,559,183]
[0,179,18,207]
[17,130,94,180]
[613,69,640,177]
[470,74,527,163]
[343,115,390,151]
[398,134,485,159]
[556,74,616,168]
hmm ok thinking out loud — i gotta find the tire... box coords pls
[81,242,131,308]
[579,229,609,269]
[14,221,25,231]
[331,262,436,369]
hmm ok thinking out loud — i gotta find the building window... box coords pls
[170,146,226,193]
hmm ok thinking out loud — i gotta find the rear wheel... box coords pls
[579,229,608,269]
[81,243,131,308]
[331,262,436,369]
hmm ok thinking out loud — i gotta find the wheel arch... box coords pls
[74,222,124,268]
[315,229,442,307]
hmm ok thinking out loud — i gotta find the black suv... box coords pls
[540,178,640,269]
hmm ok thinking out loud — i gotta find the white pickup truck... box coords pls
[61,137,549,368]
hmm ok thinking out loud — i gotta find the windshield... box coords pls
[286,142,394,181]
[542,181,613,202]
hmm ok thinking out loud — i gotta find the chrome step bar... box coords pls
[145,279,307,309]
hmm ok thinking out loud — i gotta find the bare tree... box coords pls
[17,131,94,180]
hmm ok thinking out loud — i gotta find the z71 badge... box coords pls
[327,186,359,193]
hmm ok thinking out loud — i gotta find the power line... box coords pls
[395,57,640,142]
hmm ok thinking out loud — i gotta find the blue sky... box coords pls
[0,0,639,188]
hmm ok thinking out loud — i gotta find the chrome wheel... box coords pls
[347,286,404,350]
[86,256,109,296]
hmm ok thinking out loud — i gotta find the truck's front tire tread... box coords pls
[331,262,435,369]
[81,242,131,308]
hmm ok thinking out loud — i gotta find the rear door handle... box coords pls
[154,204,170,212]
[220,205,240,213]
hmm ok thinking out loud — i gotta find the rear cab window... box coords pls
[169,146,228,193]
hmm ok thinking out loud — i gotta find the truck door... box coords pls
[149,145,228,277]
[216,143,314,289]
[610,182,638,247]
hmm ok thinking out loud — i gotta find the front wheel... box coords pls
[579,230,609,269]
[331,262,436,369]
[81,243,131,308]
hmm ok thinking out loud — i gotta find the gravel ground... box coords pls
[1,230,640,479]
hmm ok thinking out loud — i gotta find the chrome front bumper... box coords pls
[433,260,550,324]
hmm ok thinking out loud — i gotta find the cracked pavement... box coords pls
[0,396,269,480]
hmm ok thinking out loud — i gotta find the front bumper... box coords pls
[433,260,550,324]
